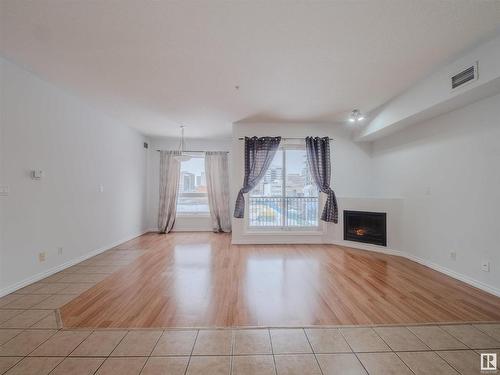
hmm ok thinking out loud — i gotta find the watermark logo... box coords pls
[481,353,497,371]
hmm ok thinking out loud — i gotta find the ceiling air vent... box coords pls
[451,62,478,90]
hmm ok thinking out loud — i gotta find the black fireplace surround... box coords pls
[343,210,387,247]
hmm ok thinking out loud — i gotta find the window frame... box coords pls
[176,154,210,217]
[246,142,321,232]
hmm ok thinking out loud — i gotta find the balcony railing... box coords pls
[177,192,209,214]
[248,196,319,228]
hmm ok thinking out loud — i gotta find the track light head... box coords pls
[349,109,366,123]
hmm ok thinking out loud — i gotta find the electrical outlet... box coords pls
[38,252,46,262]
[481,260,490,272]
[98,184,104,193]
[57,247,63,256]
[450,251,457,261]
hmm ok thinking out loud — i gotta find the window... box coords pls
[177,156,209,215]
[248,145,319,230]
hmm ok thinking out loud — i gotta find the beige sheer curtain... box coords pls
[205,151,231,232]
[158,151,181,233]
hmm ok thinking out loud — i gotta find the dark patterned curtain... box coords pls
[305,137,338,223]
[234,136,281,218]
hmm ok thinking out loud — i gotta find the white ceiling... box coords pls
[1,1,500,138]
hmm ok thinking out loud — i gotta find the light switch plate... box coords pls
[0,186,8,196]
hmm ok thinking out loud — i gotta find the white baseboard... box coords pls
[232,236,500,298]
[404,253,500,298]
[330,240,404,257]
[146,227,214,233]
[0,229,150,298]
[172,227,213,232]
[233,238,325,245]
[332,240,500,298]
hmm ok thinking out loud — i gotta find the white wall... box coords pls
[147,137,231,232]
[371,92,500,295]
[230,122,375,244]
[0,57,149,295]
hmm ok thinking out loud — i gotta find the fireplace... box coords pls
[344,210,387,246]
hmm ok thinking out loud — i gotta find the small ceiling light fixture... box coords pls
[174,125,192,162]
[349,109,366,123]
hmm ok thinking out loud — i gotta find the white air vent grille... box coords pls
[451,62,478,89]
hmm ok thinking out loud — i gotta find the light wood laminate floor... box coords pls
[56,232,500,328]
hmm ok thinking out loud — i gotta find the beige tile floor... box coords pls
[0,324,499,374]
[1,246,500,374]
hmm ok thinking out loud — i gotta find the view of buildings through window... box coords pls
[249,147,319,228]
[176,149,319,225]
[177,156,209,214]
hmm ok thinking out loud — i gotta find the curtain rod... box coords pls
[237,137,334,140]
[155,150,229,153]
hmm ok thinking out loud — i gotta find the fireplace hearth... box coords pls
[344,210,387,247]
